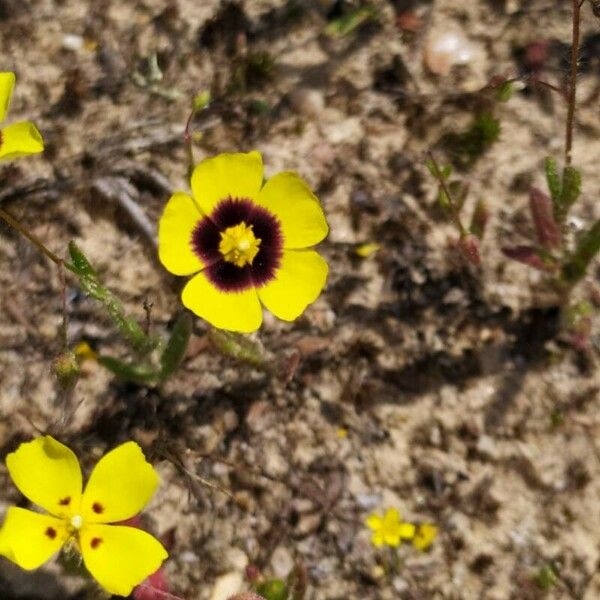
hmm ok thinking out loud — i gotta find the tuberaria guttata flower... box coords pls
[0,437,167,596]
[158,151,329,332]
[0,72,44,160]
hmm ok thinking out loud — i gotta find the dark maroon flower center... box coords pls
[191,197,283,292]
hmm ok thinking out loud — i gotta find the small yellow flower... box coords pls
[412,523,438,551]
[0,437,167,597]
[354,242,380,258]
[0,72,44,160]
[365,508,416,548]
[158,151,329,333]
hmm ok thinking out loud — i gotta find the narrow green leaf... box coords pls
[562,218,600,283]
[68,241,97,278]
[558,166,581,216]
[208,328,267,369]
[68,242,156,354]
[441,165,452,180]
[437,189,452,213]
[496,81,514,102]
[159,312,193,381]
[425,159,437,178]
[98,356,161,385]
[469,199,489,239]
[325,6,375,37]
[544,157,561,204]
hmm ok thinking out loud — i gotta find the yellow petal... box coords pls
[365,514,382,531]
[0,121,44,160]
[6,437,82,517]
[413,523,438,551]
[383,508,400,525]
[399,522,416,540]
[80,524,167,597]
[0,72,16,122]
[257,249,328,321]
[158,191,204,276]
[370,531,385,547]
[383,529,401,547]
[181,271,263,332]
[191,151,263,215]
[81,442,159,523]
[0,507,67,570]
[256,172,328,249]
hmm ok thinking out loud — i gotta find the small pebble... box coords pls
[209,571,243,600]
[62,34,84,52]
[289,88,325,118]
[270,545,294,579]
[424,30,474,76]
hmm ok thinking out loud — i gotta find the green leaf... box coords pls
[534,564,559,591]
[159,312,192,381]
[437,189,452,213]
[208,328,267,369]
[68,241,96,278]
[469,199,489,239]
[441,165,452,180]
[325,6,375,37]
[98,356,161,385]
[68,241,156,355]
[544,157,561,204]
[496,81,514,102]
[558,166,581,214]
[426,160,451,181]
[562,218,600,283]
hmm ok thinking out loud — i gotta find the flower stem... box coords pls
[184,107,197,178]
[426,150,467,237]
[0,206,64,266]
[565,0,584,166]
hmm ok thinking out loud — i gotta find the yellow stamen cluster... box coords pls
[218,221,261,267]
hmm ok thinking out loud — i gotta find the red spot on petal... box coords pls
[58,496,71,506]
[90,537,102,549]
[92,502,104,514]
[45,527,57,539]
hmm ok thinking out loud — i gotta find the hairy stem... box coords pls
[565,0,583,165]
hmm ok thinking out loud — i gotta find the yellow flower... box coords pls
[412,523,438,551]
[365,508,416,548]
[0,437,167,597]
[158,151,329,333]
[0,72,44,160]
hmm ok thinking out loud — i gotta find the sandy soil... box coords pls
[1,1,600,599]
